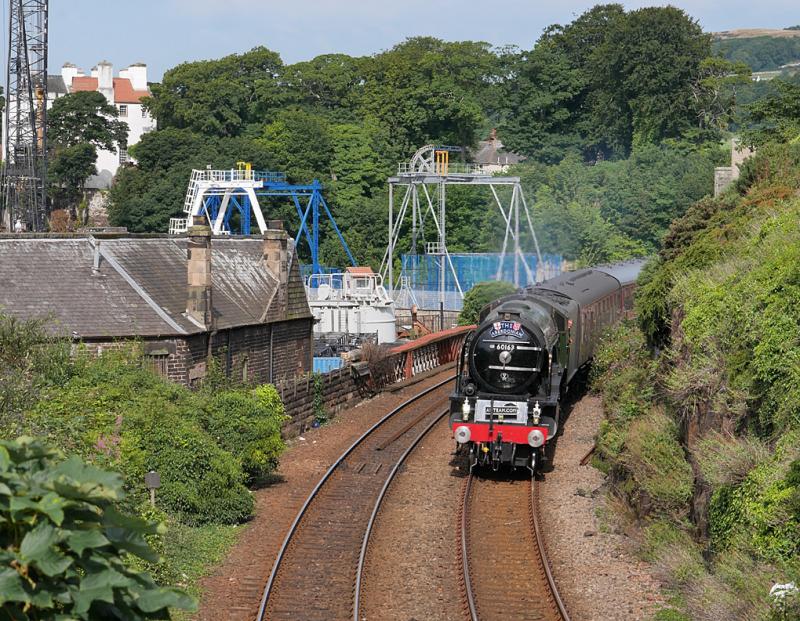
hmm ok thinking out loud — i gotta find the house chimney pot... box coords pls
[186,216,213,329]
[96,61,114,101]
[263,225,289,317]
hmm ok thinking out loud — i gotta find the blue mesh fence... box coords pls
[400,253,563,293]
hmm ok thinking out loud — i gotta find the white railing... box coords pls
[396,161,487,176]
[188,169,286,184]
[169,218,188,235]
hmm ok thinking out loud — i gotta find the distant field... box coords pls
[713,30,800,71]
[714,28,800,40]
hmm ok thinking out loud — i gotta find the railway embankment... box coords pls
[592,144,800,620]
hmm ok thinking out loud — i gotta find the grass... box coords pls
[164,521,244,619]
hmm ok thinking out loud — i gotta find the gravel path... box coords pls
[541,394,664,620]
[358,418,465,621]
[194,368,455,621]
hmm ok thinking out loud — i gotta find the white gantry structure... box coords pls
[381,145,544,305]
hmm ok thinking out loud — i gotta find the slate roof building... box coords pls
[472,129,526,174]
[0,221,313,386]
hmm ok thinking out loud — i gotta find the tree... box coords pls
[593,7,711,150]
[147,47,285,136]
[48,143,97,216]
[259,109,333,182]
[48,91,128,151]
[358,37,495,156]
[741,80,800,146]
[0,437,194,619]
[458,281,517,325]
[690,57,751,133]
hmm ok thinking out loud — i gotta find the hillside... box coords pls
[714,28,800,40]
[713,29,800,71]
[593,144,800,620]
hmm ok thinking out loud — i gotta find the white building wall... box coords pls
[89,101,155,189]
[1,61,154,190]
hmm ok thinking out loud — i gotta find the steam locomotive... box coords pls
[450,261,644,473]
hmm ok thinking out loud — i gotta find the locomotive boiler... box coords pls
[450,261,644,473]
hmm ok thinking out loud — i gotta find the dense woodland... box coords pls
[96,4,784,268]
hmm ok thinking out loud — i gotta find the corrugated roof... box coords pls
[0,236,311,339]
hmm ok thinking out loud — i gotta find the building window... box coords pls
[119,147,129,164]
[142,107,147,118]
[118,104,128,117]
[146,353,169,378]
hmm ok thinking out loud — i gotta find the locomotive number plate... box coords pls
[475,399,528,424]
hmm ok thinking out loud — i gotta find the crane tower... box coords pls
[2,0,49,232]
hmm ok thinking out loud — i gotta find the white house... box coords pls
[3,61,155,189]
[59,61,155,188]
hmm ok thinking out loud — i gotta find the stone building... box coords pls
[0,221,313,386]
[472,129,526,174]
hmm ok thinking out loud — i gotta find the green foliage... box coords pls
[595,143,800,620]
[48,143,98,211]
[707,431,800,562]
[25,349,255,526]
[501,5,712,161]
[48,91,129,151]
[147,47,284,137]
[457,280,516,326]
[198,387,286,482]
[713,35,800,72]
[624,409,694,514]
[0,315,71,436]
[121,10,731,267]
[742,80,800,146]
[0,437,194,619]
[310,374,328,425]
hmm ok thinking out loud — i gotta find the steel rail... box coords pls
[255,375,454,621]
[461,474,480,621]
[460,474,571,621]
[353,407,450,620]
[531,478,571,621]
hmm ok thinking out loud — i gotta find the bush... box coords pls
[623,409,694,516]
[0,314,71,435]
[0,437,194,619]
[199,386,286,483]
[26,349,255,525]
[458,280,517,326]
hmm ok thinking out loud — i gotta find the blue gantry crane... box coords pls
[169,163,356,274]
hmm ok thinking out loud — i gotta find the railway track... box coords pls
[256,375,454,621]
[459,473,571,621]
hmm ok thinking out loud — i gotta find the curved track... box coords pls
[459,474,571,621]
[256,375,454,621]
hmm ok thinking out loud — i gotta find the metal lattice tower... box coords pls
[382,145,543,305]
[2,0,49,232]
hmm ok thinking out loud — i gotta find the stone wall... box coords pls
[276,366,365,438]
[83,317,313,388]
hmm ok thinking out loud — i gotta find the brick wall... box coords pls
[277,366,364,438]
[82,317,313,389]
